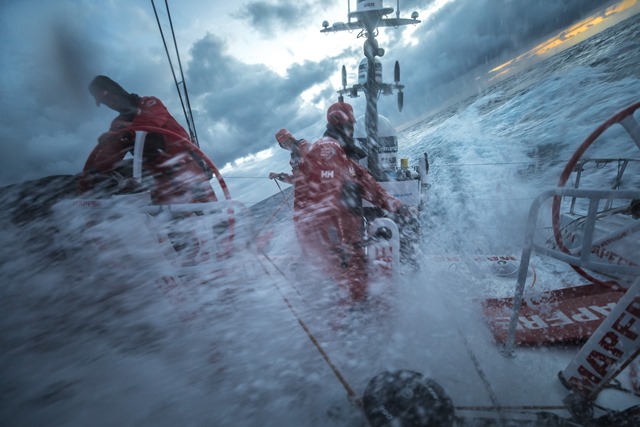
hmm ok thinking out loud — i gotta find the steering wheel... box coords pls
[132,125,236,259]
[551,102,640,288]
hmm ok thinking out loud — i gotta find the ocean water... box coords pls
[399,13,640,256]
[1,12,639,427]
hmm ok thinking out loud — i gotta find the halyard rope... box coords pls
[274,179,293,212]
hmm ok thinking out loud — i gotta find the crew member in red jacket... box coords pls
[269,128,309,184]
[79,75,216,204]
[269,128,310,212]
[295,102,405,302]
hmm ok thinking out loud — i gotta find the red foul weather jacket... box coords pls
[294,136,402,301]
[81,96,216,204]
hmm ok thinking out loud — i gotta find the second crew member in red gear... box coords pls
[79,75,216,204]
[295,102,405,302]
[269,128,310,214]
[269,129,309,184]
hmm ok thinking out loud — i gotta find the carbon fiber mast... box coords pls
[321,0,420,181]
[321,1,426,270]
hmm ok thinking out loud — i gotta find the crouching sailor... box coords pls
[79,75,216,205]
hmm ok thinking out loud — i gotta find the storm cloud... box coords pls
[0,0,623,190]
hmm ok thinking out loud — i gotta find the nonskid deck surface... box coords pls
[260,244,640,423]
[388,255,638,420]
[250,201,636,416]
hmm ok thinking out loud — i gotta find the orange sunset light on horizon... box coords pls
[487,0,640,81]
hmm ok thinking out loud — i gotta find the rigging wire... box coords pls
[273,179,293,212]
[150,0,200,147]
[255,253,360,405]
